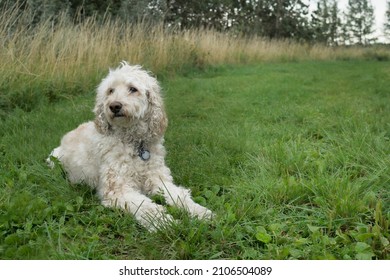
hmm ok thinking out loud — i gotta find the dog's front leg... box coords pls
[97,172,173,230]
[157,179,213,220]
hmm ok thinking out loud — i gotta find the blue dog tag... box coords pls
[140,149,150,161]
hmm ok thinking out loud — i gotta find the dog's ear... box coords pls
[146,81,168,138]
[93,103,110,134]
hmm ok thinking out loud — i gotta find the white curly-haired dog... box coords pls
[48,61,212,230]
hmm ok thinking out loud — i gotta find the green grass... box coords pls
[1,61,389,259]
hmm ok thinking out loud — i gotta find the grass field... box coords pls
[1,60,389,259]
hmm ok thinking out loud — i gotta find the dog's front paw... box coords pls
[189,203,214,220]
[139,205,176,232]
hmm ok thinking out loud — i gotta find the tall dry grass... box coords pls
[1,4,389,112]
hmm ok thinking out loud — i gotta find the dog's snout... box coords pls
[109,101,123,114]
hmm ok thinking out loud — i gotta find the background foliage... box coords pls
[2,0,389,44]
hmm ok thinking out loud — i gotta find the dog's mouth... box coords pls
[113,112,125,118]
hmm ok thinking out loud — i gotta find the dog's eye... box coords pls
[108,88,114,95]
[128,87,138,94]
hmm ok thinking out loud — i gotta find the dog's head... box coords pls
[94,62,167,138]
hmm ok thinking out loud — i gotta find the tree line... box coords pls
[2,0,390,45]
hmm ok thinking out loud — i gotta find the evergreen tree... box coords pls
[328,0,340,45]
[312,0,328,43]
[228,0,312,40]
[118,0,165,23]
[312,0,340,45]
[164,0,229,30]
[385,0,390,40]
[344,0,376,45]
[263,0,312,40]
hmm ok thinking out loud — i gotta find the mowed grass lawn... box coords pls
[0,61,389,259]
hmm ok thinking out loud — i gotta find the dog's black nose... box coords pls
[109,102,123,114]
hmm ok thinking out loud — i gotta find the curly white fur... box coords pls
[47,62,212,230]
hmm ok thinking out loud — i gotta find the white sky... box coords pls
[332,0,388,42]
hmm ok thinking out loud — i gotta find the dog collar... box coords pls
[138,141,150,161]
